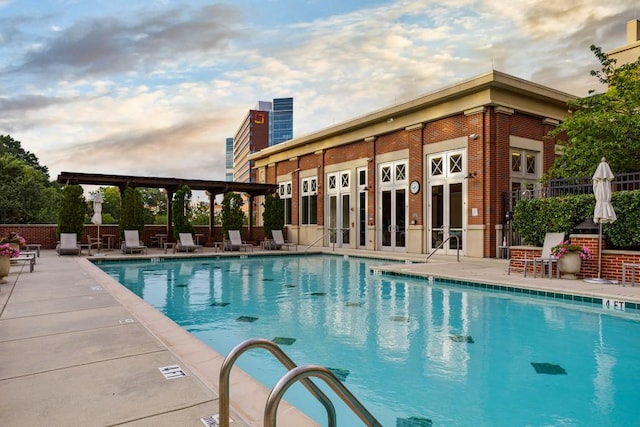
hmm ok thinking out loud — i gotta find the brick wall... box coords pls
[510,234,640,282]
[0,225,265,249]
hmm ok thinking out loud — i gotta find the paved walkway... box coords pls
[1,247,639,426]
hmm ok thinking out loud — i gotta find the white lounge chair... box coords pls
[177,233,203,252]
[272,230,296,251]
[122,230,147,254]
[508,232,564,278]
[226,230,253,252]
[56,233,80,255]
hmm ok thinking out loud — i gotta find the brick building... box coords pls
[251,71,574,258]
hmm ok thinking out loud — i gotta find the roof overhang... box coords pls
[57,172,278,196]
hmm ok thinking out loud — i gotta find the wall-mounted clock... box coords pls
[410,180,420,194]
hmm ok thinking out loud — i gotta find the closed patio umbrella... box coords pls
[91,192,104,250]
[589,158,617,282]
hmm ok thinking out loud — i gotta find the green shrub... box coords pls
[221,192,245,238]
[172,185,194,238]
[57,184,86,238]
[262,192,284,239]
[119,187,145,236]
[513,190,640,249]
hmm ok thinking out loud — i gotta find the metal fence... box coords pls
[500,171,640,251]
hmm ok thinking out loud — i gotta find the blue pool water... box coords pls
[97,255,640,426]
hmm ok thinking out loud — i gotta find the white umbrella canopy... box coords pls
[91,192,104,225]
[592,158,616,281]
[593,158,617,225]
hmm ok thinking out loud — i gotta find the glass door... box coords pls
[379,161,407,252]
[428,151,465,255]
[327,171,351,247]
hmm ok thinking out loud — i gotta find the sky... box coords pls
[0,0,638,182]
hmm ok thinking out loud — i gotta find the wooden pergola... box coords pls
[57,172,278,241]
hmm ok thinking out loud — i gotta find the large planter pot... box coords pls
[0,255,10,284]
[558,252,582,280]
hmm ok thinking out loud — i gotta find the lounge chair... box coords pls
[508,232,564,278]
[177,233,203,252]
[121,230,147,254]
[271,230,296,251]
[226,230,253,252]
[56,233,81,255]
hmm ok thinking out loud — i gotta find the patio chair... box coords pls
[177,233,203,252]
[86,234,103,252]
[508,232,564,278]
[56,233,81,255]
[121,230,147,254]
[226,230,253,252]
[271,230,296,251]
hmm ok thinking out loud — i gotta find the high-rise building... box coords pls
[271,97,293,145]
[231,97,293,183]
[225,137,233,181]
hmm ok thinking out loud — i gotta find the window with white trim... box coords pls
[301,177,317,225]
[511,149,539,190]
[278,181,292,225]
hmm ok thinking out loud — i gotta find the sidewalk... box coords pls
[1,248,639,426]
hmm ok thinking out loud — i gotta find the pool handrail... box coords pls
[425,234,460,263]
[264,364,383,427]
[304,229,336,253]
[219,338,337,427]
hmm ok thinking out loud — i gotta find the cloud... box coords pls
[6,4,244,80]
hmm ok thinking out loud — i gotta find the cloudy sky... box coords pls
[0,0,637,182]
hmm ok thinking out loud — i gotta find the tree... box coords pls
[119,187,145,236]
[262,192,284,239]
[1,134,49,176]
[172,185,194,238]
[0,154,59,223]
[545,45,640,180]
[100,187,121,224]
[57,184,86,237]
[140,188,167,224]
[220,192,245,238]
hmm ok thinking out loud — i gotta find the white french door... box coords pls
[427,151,466,255]
[327,171,351,247]
[378,161,407,252]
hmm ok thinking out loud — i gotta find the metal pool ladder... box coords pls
[218,338,382,427]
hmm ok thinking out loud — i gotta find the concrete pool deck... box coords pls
[2,247,640,426]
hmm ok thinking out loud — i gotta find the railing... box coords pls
[264,364,383,427]
[425,234,460,263]
[218,338,336,427]
[304,229,336,253]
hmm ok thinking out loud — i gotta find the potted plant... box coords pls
[551,240,592,279]
[0,242,20,283]
[0,232,26,250]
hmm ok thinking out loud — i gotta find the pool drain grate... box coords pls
[397,416,433,427]
[200,414,233,426]
[272,336,296,345]
[309,292,326,296]
[345,302,363,307]
[236,316,258,322]
[531,362,567,375]
[210,302,230,307]
[327,367,350,381]
[159,365,187,379]
[449,335,474,343]
[390,316,410,322]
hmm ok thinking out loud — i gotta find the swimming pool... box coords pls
[98,255,640,426]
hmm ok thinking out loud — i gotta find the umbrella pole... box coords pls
[597,222,602,279]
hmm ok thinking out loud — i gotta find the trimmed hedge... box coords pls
[513,190,640,249]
